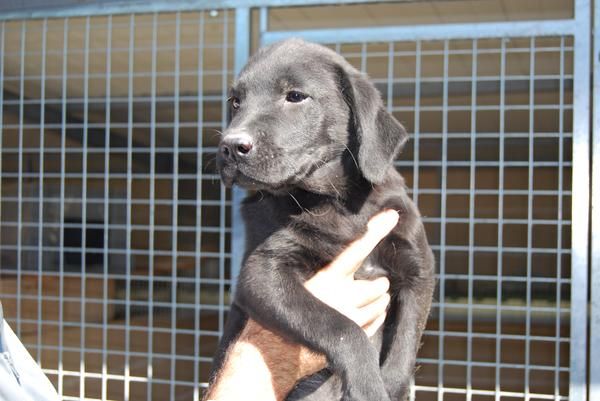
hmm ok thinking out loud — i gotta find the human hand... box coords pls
[305,209,398,335]
[298,209,399,376]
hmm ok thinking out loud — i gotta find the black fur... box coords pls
[211,38,435,401]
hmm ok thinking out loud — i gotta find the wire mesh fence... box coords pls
[0,11,234,400]
[335,37,574,401]
[0,1,593,400]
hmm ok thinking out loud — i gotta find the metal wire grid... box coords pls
[0,11,234,400]
[324,38,573,401]
[0,2,591,401]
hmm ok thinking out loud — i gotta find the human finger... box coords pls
[363,311,387,338]
[326,210,399,277]
[352,292,391,328]
[351,277,390,308]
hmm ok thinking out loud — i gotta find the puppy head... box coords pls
[217,38,407,193]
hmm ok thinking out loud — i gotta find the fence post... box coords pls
[590,0,600,399]
[230,7,250,296]
[570,0,591,399]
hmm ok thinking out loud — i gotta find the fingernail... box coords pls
[384,209,399,223]
[382,294,391,309]
[385,209,399,216]
[369,210,398,229]
[376,277,390,291]
[380,210,399,230]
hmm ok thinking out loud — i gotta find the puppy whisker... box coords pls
[287,191,305,212]
[342,143,359,171]
[304,157,343,200]
[288,191,330,217]
[311,158,343,199]
[204,155,218,172]
[327,178,342,199]
[210,129,225,141]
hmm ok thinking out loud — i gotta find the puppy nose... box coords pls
[220,132,254,161]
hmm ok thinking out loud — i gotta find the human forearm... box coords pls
[203,320,325,401]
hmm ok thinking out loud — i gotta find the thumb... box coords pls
[326,209,399,277]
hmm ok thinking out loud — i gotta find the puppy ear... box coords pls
[338,66,408,184]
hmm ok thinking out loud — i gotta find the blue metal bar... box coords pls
[193,11,206,399]
[230,7,250,295]
[0,0,406,21]
[170,11,182,401]
[124,13,135,401]
[436,39,449,401]
[466,38,477,401]
[259,7,268,42]
[36,17,48,367]
[219,9,231,336]
[495,38,507,401]
[146,12,157,401]
[590,0,600,398]
[16,20,25,339]
[262,19,578,44]
[555,36,566,401]
[569,0,591,400]
[79,15,91,399]
[101,14,113,401]
[58,18,69,396]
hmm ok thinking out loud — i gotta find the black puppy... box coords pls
[212,38,435,401]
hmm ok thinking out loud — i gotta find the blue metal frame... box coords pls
[569,2,591,400]
[0,0,401,21]
[590,0,600,399]
[231,8,250,295]
[262,19,580,44]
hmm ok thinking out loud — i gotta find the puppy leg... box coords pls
[370,206,434,400]
[237,248,391,401]
[379,287,432,400]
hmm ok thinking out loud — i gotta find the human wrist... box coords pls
[205,320,326,401]
[241,320,327,386]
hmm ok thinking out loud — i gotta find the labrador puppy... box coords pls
[212,38,435,401]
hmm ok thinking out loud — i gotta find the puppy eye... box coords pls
[228,96,241,110]
[285,91,308,103]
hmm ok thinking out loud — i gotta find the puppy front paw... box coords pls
[341,368,390,401]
